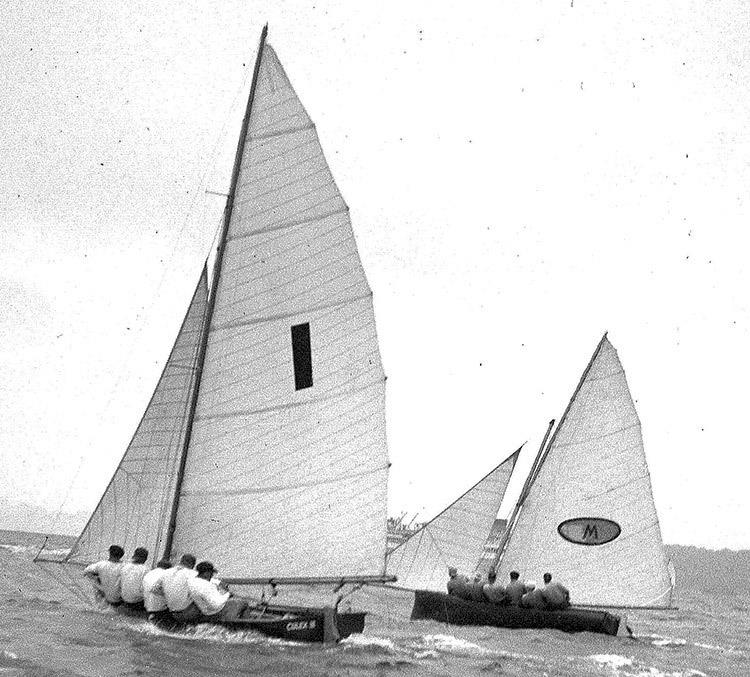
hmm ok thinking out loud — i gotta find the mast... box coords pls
[492,419,554,569]
[162,25,269,559]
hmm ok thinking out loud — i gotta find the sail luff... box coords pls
[161,26,269,559]
[531,333,608,489]
[491,420,554,570]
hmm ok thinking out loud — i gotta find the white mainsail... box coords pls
[65,270,208,565]
[386,448,520,592]
[495,335,673,607]
[49,30,390,587]
[168,40,389,580]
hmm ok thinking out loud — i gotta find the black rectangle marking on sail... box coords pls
[291,322,313,390]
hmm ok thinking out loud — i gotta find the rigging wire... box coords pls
[48,64,253,537]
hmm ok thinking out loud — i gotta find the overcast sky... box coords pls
[1,0,748,548]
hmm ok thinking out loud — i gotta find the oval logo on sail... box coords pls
[557,518,621,546]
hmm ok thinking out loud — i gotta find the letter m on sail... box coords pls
[582,523,599,541]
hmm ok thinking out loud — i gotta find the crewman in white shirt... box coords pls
[171,561,247,622]
[540,572,570,609]
[142,558,172,619]
[120,547,150,609]
[482,569,508,604]
[521,581,546,608]
[83,544,124,605]
[161,554,197,613]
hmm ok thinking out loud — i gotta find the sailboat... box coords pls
[405,334,675,635]
[35,25,395,643]
[386,447,521,591]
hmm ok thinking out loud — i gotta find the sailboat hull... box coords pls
[411,590,622,636]
[116,604,365,643]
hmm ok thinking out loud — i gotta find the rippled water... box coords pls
[0,531,747,676]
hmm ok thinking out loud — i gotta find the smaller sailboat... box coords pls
[386,447,521,591]
[35,25,394,643]
[405,334,675,635]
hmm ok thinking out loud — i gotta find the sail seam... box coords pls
[241,136,318,172]
[195,377,385,422]
[212,296,370,363]
[251,92,300,120]
[226,422,383,486]
[583,473,651,499]
[209,291,372,333]
[242,163,332,202]
[232,180,341,224]
[249,121,315,143]
[181,462,388,497]
[551,421,640,449]
[223,223,353,290]
[224,265,369,326]
[198,389,383,476]
[582,369,625,383]
[225,207,349,243]
[233,166,336,214]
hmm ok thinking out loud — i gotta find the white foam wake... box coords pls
[588,654,707,677]
[121,619,301,646]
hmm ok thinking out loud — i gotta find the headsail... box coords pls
[170,37,389,580]
[386,448,520,592]
[64,270,209,565]
[495,335,673,607]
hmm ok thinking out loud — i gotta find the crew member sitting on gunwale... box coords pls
[446,566,472,600]
[83,544,124,605]
[142,558,172,620]
[171,561,249,622]
[120,547,150,609]
[541,572,570,610]
[160,554,197,614]
[520,581,546,608]
[482,570,507,604]
[505,570,528,606]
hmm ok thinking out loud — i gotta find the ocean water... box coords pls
[0,531,747,676]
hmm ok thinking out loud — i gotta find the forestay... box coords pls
[65,271,208,565]
[386,448,520,592]
[496,336,673,607]
[171,43,389,579]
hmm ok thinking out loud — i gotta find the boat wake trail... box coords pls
[120,618,303,646]
[587,653,707,677]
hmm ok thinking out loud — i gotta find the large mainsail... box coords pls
[495,335,673,607]
[386,448,520,592]
[169,37,389,580]
[65,270,208,565]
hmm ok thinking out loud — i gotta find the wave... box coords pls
[587,654,707,677]
[414,634,537,662]
[0,544,32,555]
[644,634,688,647]
[120,617,303,646]
[693,641,744,656]
[590,654,633,669]
[340,634,397,654]
[419,633,491,657]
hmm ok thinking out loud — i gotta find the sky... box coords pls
[1,0,748,549]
